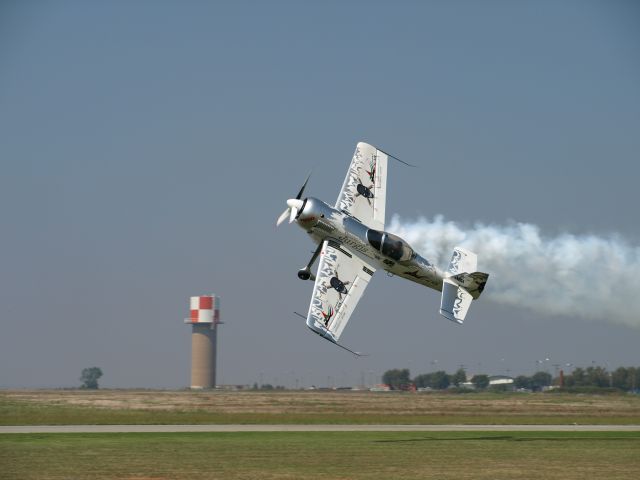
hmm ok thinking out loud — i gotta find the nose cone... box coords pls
[287,199,304,210]
[296,198,319,227]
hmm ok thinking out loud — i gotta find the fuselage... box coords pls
[295,197,445,291]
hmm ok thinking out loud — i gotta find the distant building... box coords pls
[489,375,514,386]
[369,384,391,392]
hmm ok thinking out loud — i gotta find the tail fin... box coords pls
[440,247,490,324]
[447,247,477,275]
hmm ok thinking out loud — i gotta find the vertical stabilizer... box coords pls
[448,247,477,275]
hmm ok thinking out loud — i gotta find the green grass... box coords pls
[1,431,639,479]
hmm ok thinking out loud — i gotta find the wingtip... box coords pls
[439,309,464,325]
[305,321,367,356]
[374,145,417,168]
[333,341,367,356]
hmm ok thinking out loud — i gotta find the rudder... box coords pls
[448,247,477,275]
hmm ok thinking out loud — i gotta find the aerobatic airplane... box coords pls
[276,142,489,354]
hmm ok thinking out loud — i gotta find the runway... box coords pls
[2,424,639,433]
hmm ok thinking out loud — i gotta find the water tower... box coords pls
[184,295,221,389]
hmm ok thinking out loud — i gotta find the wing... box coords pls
[335,142,387,230]
[306,240,376,344]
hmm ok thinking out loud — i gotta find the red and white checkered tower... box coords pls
[184,295,221,389]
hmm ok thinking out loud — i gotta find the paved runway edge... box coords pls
[2,424,640,433]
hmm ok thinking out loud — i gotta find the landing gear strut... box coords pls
[297,242,323,281]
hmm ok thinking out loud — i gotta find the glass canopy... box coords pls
[366,229,414,262]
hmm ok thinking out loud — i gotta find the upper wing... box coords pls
[306,240,376,344]
[335,142,388,230]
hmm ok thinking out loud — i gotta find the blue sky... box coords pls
[1,1,639,388]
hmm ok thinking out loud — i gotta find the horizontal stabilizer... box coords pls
[440,279,473,324]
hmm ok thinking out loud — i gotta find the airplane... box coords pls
[276,142,489,355]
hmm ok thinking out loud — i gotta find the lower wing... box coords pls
[305,240,376,352]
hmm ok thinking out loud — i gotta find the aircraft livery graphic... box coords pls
[277,142,489,354]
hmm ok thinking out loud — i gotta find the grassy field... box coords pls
[3,391,638,479]
[1,431,639,479]
[2,389,640,425]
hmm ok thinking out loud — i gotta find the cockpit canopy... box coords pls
[366,229,415,263]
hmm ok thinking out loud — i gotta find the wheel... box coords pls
[298,269,311,280]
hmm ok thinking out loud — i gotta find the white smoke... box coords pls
[389,215,640,328]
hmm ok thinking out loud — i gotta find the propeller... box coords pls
[276,173,311,226]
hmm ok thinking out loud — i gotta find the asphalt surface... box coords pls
[2,424,639,433]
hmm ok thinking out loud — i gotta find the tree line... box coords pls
[563,366,638,391]
[382,365,640,392]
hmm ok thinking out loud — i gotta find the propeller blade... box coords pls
[284,199,304,223]
[295,171,312,200]
[276,208,290,226]
[277,172,310,227]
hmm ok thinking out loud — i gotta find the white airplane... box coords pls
[277,142,489,354]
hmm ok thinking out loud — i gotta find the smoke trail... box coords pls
[389,215,640,328]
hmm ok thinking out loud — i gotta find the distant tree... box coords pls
[431,371,451,390]
[471,374,490,390]
[382,369,411,390]
[450,368,467,387]
[531,371,552,391]
[514,375,532,390]
[585,366,609,388]
[413,371,450,390]
[611,367,628,390]
[413,373,434,389]
[80,367,103,389]
[612,367,639,391]
[565,367,586,387]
